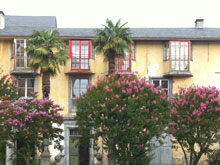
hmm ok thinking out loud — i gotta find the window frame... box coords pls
[69,40,92,71]
[17,77,35,98]
[151,78,173,97]
[115,43,132,73]
[14,39,29,69]
[70,76,90,112]
[169,40,191,72]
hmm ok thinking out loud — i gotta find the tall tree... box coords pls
[76,74,170,165]
[94,19,133,74]
[26,30,68,98]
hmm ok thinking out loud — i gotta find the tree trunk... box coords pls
[108,55,115,75]
[42,71,50,98]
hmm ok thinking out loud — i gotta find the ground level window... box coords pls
[152,79,169,95]
[17,78,35,98]
[71,78,89,111]
[69,128,89,165]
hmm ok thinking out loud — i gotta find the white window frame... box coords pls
[152,79,170,95]
[14,39,29,68]
[71,78,89,111]
[17,77,35,98]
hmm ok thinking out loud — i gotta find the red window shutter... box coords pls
[89,40,91,59]
[69,40,72,59]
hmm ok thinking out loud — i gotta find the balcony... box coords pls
[10,57,38,75]
[163,41,193,77]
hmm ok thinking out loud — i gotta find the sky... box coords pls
[2,0,220,28]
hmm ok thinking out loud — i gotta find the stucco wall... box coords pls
[0,40,10,75]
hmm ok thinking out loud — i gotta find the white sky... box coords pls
[2,0,220,28]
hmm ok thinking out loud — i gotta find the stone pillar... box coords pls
[6,145,13,165]
[41,139,51,165]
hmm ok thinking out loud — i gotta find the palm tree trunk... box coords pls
[42,71,50,98]
[108,55,116,75]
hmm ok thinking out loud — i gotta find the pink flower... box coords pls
[145,130,150,134]
[126,88,132,95]
[115,94,120,99]
[168,122,176,126]
[122,90,126,93]
[152,100,157,104]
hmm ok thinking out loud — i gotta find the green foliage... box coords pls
[0,69,20,165]
[0,97,64,165]
[26,30,68,75]
[169,86,220,165]
[0,68,19,101]
[94,19,132,57]
[94,19,133,74]
[0,142,6,165]
[76,74,170,165]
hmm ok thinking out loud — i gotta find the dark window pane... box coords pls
[153,80,159,87]
[18,88,25,97]
[27,89,34,97]
[27,79,34,88]
[18,79,25,87]
[162,80,168,88]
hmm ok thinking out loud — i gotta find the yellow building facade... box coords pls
[0,12,220,164]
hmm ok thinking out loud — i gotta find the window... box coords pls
[163,42,170,61]
[152,79,170,95]
[14,39,29,68]
[116,44,133,72]
[132,42,136,61]
[69,40,91,71]
[170,41,190,71]
[164,41,190,71]
[71,78,89,111]
[17,78,35,98]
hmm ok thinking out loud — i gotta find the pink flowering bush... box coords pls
[169,85,220,165]
[0,97,64,165]
[76,74,170,164]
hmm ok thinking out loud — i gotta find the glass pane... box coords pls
[27,79,34,87]
[16,59,24,67]
[162,80,168,88]
[18,87,25,97]
[18,79,25,87]
[27,88,34,97]
[81,79,88,89]
[180,61,184,70]
[72,98,77,109]
[153,80,159,87]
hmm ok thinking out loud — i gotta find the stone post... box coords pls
[41,139,51,165]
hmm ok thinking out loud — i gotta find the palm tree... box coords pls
[94,19,133,74]
[26,30,68,98]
